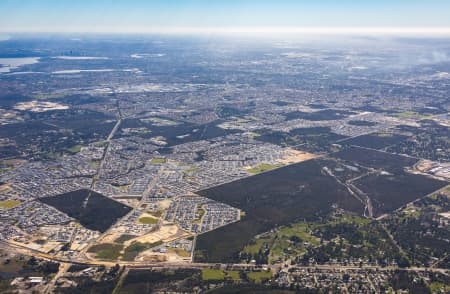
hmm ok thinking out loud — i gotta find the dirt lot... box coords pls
[279,148,319,164]
[124,224,191,246]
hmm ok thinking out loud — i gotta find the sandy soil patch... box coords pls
[279,148,319,164]
[0,183,12,192]
[136,250,188,263]
[158,199,172,210]
[98,232,122,244]
[414,160,435,172]
[136,253,167,262]
[14,101,69,112]
[124,224,190,246]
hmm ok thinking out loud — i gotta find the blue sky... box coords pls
[1,0,450,33]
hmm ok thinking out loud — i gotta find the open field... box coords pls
[122,241,163,261]
[247,163,284,174]
[201,268,225,280]
[279,148,319,164]
[0,199,21,209]
[126,224,190,246]
[67,144,82,154]
[201,268,241,281]
[247,270,272,283]
[138,216,158,225]
[87,243,124,260]
[150,157,167,164]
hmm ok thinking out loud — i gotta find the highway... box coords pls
[1,240,448,276]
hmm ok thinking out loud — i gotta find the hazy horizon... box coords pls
[1,0,450,34]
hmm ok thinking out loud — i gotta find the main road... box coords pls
[1,240,448,276]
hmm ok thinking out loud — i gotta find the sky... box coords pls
[1,0,450,34]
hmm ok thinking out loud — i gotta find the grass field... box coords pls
[87,243,124,260]
[247,270,272,283]
[0,200,21,209]
[243,238,268,255]
[150,158,167,164]
[67,145,82,153]
[114,234,136,244]
[429,282,450,293]
[169,248,191,258]
[395,111,431,119]
[277,223,320,246]
[183,165,200,174]
[201,268,242,281]
[201,269,242,281]
[226,271,241,281]
[268,223,320,263]
[202,268,225,280]
[122,241,163,261]
[241,213,373,264]
[197,207,205,221]
[138,217,158,224]
[247,163,284,174]
[88,160,100,168]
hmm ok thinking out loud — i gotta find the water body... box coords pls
[52,69,139,74]
[0,57,40,73]
[53,56,109,60]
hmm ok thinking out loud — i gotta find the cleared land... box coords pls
[247,163,284,174]
[0,200,21,209]
[279,148,319,164]
[126,224,189,245]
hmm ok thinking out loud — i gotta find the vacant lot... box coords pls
[0,200,21,209]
